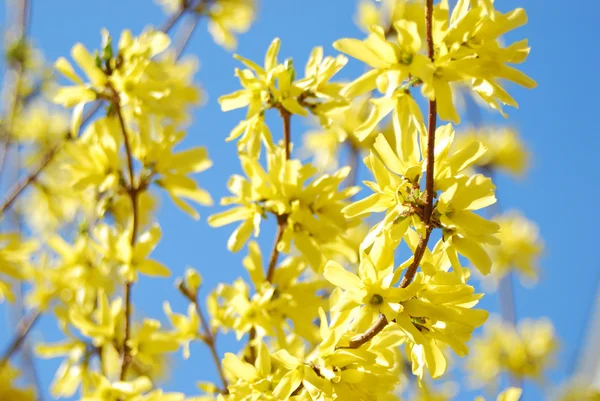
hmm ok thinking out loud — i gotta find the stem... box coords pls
[265,108,292,283]
[249,107,293,360]
[280,108,292,160]
[174,15,200,60]
[114,98,138,381]
[179,285,229,394]
[266,216,286,283]
[344,0,437,349]
[0,309,40,372]
[346,143,359,190]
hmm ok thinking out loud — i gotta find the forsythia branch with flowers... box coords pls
[0,0,592,400]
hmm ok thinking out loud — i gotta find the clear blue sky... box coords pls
[1,1,599,400]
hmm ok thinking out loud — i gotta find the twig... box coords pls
[0,309,40,372]
[346,143,359,190]
[266,215,287,283]
[174,15,200,60]
[264,108,292,283]
[344,0,438,349]
[280,108,292,160]
[179,284,229,394]
[113,94,138,381]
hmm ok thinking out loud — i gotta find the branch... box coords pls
[344,0,438,349]
[179,284,229,394]
[265,108,292,283]
[266,215,287,283]
[112,95,138,381]
[174,15,200,60]
[0,309,40,372]
[346,143,359,190]
[280,108,292,160]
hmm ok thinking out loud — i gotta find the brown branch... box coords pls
[266,215,287,283]
[179,284,229,394]
[344,0,438,349]
[0,309,40,372]
[265,108,292,283]
[113,95,138,381]
[280,108,292,160]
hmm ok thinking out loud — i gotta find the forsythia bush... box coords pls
[0,0,595,400]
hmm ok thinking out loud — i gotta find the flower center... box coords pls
[369,293,384,306]
[399,51,413,65]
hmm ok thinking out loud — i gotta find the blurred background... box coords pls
[1,0,599,400]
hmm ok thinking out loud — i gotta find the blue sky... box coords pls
[1,0,599,400]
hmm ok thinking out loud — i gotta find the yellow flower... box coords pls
[0,364,36,401]
[220,39,348,157]
[355,0,425,37]
[137,118,214,220]
[324,243,424,322]
[204,0,255,50]
[302,96,381,171]
[81,373,153,401]
[422,1,536,122]
[37,336,90,398]
[487,211,543,285]
[475,388,523,401]
[94,223,170,282]
[334,22,433,99]
[456,127,530,177]
[54,29,200,131]
[209,147,358,270]
[63,117,122,193]
[467,318,557,386]
[222,343,275,398]
[163,302,201,359]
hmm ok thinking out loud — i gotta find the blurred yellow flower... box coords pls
[467,318,557,386]
[456,127,530,178]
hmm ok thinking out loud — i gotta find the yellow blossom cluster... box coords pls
[467,318,558,386]
[0,1,575,401]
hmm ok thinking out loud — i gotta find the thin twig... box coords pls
[280,108,292,160]
[265,108,292,283]
[0,309,40,372]
[179,285,229,394]
[266,215,286,283]
[174,15,200,60]
[346,143,359,190]
[113,95,138,381]
[250,107,293,361]
[344,0,438,349]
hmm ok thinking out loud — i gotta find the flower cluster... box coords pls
[1,1,575,401]
[467,318,558,386]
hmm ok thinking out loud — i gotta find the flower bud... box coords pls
[184,267,202,294]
